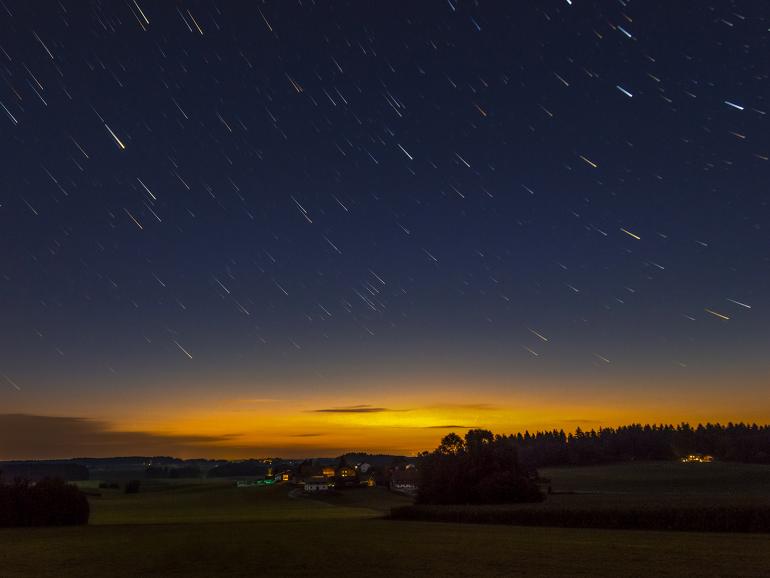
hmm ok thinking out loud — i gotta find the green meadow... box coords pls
[2,462,770,577]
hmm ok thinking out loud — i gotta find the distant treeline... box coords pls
[145,465,202,479]
[0,462,89,481]
[508,423,770,467]
[341,453,416,469]
[207,460,271,477]
[0,478,89,527]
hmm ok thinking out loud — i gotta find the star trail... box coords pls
[1,1,768,458]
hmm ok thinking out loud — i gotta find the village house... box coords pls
[303,476,331,493]
[389,467,419,495]
[336,464,357,479]
[334,463,359,488]
[680,454,715,463]
[353,462,380,487]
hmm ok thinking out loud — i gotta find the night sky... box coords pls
[1,1,769,459]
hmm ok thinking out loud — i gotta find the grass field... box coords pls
[538,461,770,510]
[86,480,380,525]
[2,462,770,576]
[542,461,770,501]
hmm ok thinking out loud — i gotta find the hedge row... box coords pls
[389,504,770,533]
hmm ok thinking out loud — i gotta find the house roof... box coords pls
[391,469,419,482]
[304,476,329,484]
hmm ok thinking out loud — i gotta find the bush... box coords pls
[124,480,141,494]
[0,477,89,526]
[98,481,120,489]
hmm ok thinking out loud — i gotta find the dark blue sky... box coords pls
[1,1,769,457]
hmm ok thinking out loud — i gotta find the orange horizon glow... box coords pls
[4,373,770,460]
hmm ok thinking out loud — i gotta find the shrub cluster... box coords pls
[390,504,770,533]
[0,477,89,526]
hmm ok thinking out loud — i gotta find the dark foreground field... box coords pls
[4,517,770,577]
[2,462,770,577]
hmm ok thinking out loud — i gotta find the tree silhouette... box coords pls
[417,429,543,505]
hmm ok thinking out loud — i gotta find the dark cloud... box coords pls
[309,404,402,414]
[422,424,474,429]
[0,414,239,460]
[288,433,324,437]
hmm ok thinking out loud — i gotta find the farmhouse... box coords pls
[303,477,331,493]
[334,464,359,488]
[336,465,357,479]
[389,468,419,494]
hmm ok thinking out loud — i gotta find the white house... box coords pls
[303,478,331,492]
[389,469,419,495]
